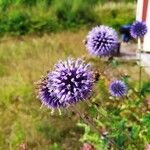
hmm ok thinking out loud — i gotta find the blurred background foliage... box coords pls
[0,0,136,36]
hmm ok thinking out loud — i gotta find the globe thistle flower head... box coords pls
[37,75,66,108]
[109,80,127,97]
[86,25,119,56]
[48,58,94,106]
[130,21,147,38]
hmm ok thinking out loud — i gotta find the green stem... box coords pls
[138,38,142,100]
[71,106,122,150]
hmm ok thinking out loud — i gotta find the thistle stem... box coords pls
[51,108,54,115]
[138,37,142,100]
[58,108,62,115]
[71,106,123,150]
[40,103,44,109]
[86,100,133,140]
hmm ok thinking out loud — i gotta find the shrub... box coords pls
[52,0,98,27]
[5,11,31,35]
[0,10,31,35]
[0,1,135,35]
[95,2,135,29]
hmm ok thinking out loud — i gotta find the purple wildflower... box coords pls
[47,58,94,107]
[37,75,66,108]
[130,21,147,38]
[85,25,119,56]
[109,80,127,97]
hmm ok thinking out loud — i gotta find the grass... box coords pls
[0,30,87,150]
[0,29,149,149]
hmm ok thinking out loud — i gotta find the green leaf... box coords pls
[115,134,126,147]
[89,105,97,118]
[140,82,150,97]
[121,75,130,84]
[119,120,126,131]
[111,59,119,68]
[143,114,150,139]
[131,125,140,139]
[50,143,61,150]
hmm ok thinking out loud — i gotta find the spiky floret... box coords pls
[85,25,119,56]
[48,58,94,106]
[109,80,127,97]
[37,75,66,108]
[130,21,147,38]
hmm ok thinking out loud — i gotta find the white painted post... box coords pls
[143,3,150,52]
[136,0,150,52]
[136,0,143,21]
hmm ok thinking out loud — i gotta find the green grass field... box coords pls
[0,30,87,150]
[0,29,149,149]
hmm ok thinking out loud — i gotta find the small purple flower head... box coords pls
[37,75,66,108]
[109,80,127,97]
[48,58,94,106]
[130,21,147,38]
[85,25,119,56]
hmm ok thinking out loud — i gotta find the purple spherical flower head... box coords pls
[86,25,119,56]
[109,80,127,97]
[48,58,94,106]
[37,75,67,108]
[130,21,147,38]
